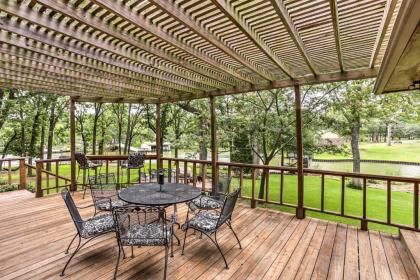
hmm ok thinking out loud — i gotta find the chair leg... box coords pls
[64,233,78,254]
[60,235,81,276]
[181,228,188,255]
[131,246,134,258]
[207,232,229,269]
[170,233,174,257]
[82,169,90,199]
[228,221,242,249]
[113,245,122,280]
[163,245,169,280]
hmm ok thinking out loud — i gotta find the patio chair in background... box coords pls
[122,153,146,185]
[112,206,173,280]
[188,174,232,212]
[60,188,115,276]
[74,152,102,198]
[181,187,242,269]
[88,173,127,215]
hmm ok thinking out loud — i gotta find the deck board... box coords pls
[0,191,417,280]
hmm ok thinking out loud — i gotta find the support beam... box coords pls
[369,0,399,68]
[70,98,77,192]
[329,0,344,72]
[156,103,162,170]
[271,0,318,75]
[210,95,218,194]
[294,85,305,219]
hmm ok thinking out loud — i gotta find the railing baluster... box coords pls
[280,170,284,204]
[251,168,256,208]
[176,160,179,183]
[46,173,50,195]
[387,180,391,224]
[414,182,419,229]
[361,178,367,230]
[55,162,59,192]
[265,169,270,203]
[321,174,325,212]
[227,165,232,193]
[202,163,207,192]
[193,162,197,187]
[341,175,345,215]
[7,160,11,186]
[106,160,109,178]
[117,160,120,188]
[149,159,152,183]
[168,160,172,183]
[239,167,243,198]
[184,160,188,184]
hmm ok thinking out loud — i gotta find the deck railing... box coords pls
[33,154,158,197]
[161,157,420,232]
[0,157,26,189]
[3,154,420,232]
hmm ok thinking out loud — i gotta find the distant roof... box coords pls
[0,0,404,103]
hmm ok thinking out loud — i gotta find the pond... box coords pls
[311,161,420,178]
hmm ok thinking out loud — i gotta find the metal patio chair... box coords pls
[181,187,242,269]
[75,152,102,198]
[112,206,173,280]
[88,173,128,215]
[122,153,146,185]
[60,188,115,276]
[188,174,232,212]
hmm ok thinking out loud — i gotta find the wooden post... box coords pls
[210,95,218,194]
[19,158,26,190]
[70,98,77,192]
[156,103,162,170]
[294,84,305,219]
[35,161,43,198]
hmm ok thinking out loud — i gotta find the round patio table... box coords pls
[118,183,201,206]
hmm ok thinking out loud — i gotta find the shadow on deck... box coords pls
[0,190,417,279]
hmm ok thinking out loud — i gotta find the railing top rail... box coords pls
[35,154,158,163]
[0,157,25,162]
[161,157,420,183]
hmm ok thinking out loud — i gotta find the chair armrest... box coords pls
[76,204,94,209]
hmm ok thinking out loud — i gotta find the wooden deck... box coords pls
[0,190,418,280]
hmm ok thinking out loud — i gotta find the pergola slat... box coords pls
[270,0,319,75]
[0,0,404,102]
[91,0,256,84]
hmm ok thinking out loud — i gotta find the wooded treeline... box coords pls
[1,80,419,187]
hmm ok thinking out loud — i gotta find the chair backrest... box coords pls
[127,153,145,168]
[112,206,168,245]
[61,188,84,234]
[213,174,232,198]
[88,173,116,186]
[75,152,90,169]
[217,187,241,227]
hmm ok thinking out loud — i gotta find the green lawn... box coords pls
[315,140,420,162]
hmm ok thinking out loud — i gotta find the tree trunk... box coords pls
[124,104,132,154]
[0,130,17,170]
[99,124,106,155]
[46,107,56,171]
[387,124,392,146]
[350,124,361,188]
[28,108,41,176]
[39,117,45,160]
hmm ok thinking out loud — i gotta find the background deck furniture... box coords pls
[181,188,242,269]
[60,188,115,276]
[88,173,127,215]
[122,153,146,185]
[75,152,101,198]
[189,174,232,212]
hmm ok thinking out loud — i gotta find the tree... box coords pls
[328,80,379,187]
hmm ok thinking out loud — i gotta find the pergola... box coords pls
[0,0,419,219]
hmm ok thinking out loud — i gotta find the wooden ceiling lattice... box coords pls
[0,0,402,103]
